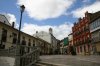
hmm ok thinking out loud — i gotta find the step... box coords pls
[33,62,58,66]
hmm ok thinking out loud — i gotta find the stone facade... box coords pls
[33,28,58,54]
[89,11,100,55]
[0,21,52,55]
[72,11,92,55]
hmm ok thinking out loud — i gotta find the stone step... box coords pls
[0,57,15,66]
[33,62,58,66]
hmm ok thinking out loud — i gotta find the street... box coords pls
[34,55,100,66]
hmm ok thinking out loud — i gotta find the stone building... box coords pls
[33,28,58,54]
[89,11,100,55]
[0,14,52,55]
[72,11,92,55]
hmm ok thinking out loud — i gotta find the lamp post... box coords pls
[17,5,25,44]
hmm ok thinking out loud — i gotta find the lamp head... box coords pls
[20,5,25,12]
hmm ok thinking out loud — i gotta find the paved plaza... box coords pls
[34,55,100,66]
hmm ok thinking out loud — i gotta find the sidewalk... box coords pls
[39,55,100,66]
[76,55,100,63]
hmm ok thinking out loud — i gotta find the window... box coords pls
[1,28,7,42]
[28,39,31,46]
[84,45,86,52]
[95,20,98,28]
[98,18,100,26]
[80,46,82,52]
[0,44,5,49]
[27,39,31,53]
[91,23,93,30]
[94,21,96,28]
[93,23,94,29]
[21,37,26,45]
[88,45,90,51]
[97,19,99,27]
[33,44,35,47]
[33,40,35,46]
[12,33,17,44]
[77,47,79,53]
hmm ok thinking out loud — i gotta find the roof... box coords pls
[0,14,11,26]
[68,33,73,36]
[0,21,51,45]
[89,11,100,23]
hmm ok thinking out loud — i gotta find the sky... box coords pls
[0,0,100,40]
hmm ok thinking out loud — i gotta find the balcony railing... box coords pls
[74,39,91,46]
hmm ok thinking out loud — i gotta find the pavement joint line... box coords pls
[39,61,71,66]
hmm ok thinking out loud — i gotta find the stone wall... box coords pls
[0,57,15,66]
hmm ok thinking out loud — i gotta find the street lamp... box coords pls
[17,5,25,44]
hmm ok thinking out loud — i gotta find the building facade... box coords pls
[60,37,69,54]
[89,11,100,55]
[68,33,73,46]
[72,11,92,55]
[33,28,58,54]
[0,14,52,55]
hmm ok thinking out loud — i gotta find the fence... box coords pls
[0,43,40,66]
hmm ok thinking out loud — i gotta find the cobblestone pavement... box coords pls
[36,55,100,66]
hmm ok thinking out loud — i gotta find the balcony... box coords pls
[90,26,100,33]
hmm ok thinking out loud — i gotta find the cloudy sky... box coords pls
[0,0,100,40]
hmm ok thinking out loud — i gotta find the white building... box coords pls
[34,28,58,54]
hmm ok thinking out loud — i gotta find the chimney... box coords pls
[49,28,53,34]
[12,22,15,28]
[78,18,82,22]
[85,11,88,17]
[74,22,76,25]
[36,31,38,33]
[36,31,38,37]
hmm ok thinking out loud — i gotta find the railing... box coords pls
[0,46,16,57]
[20,49,39,66]
[0,44,40,66]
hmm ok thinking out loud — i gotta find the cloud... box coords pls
[82,0,90,3]
[5,13,17,24]
[3,13,19,28]
[72,1,100,18]
[17,0,75,20]
[21,22,73,40]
